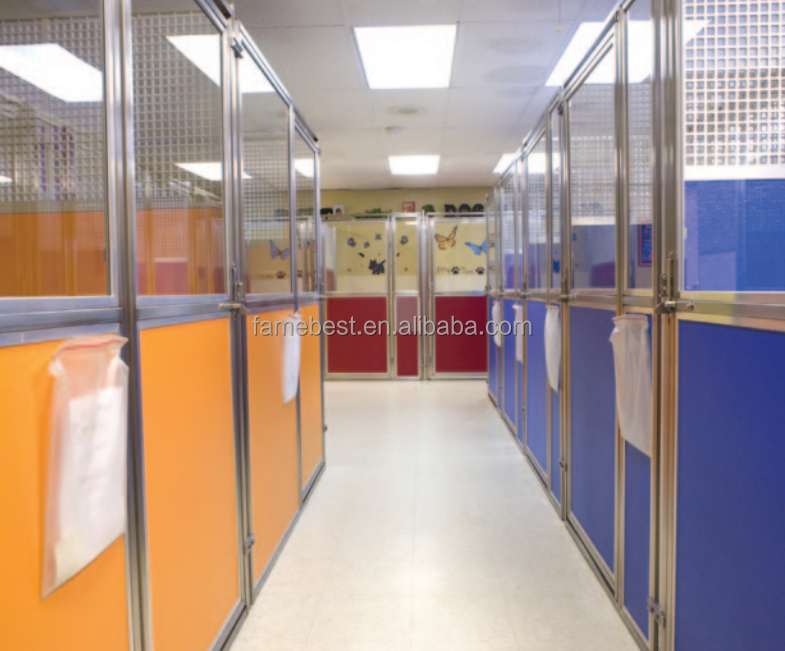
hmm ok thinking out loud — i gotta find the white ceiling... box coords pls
[235,0,619,190]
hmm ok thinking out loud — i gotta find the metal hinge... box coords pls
[557,293,574,304]
[647,598,667,628]
[244,534,255,555]
[559,458,568,471]
[231,37,245,58]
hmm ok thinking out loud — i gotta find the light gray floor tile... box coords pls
[236,381,638,651]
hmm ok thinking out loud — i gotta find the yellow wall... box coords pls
[321,187,490,216]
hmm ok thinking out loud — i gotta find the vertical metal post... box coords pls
[560,93,573,523]
[614,7,628,611]
[389,214,397,379]
[115,0,153,649]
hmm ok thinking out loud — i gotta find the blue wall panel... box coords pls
[517,313,525,444]
[623,313,652,638]
[503,300,518,425]
[676,321,785,651]
[550,386,561,503]
[569,305,616,572]
[488,299,498,401]
[624,442,650,637]
[684,180,785,291]
[526,301,548,473]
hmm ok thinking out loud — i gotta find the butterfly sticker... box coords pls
[465,239,488,256]
[347,237,356,247]
[270,240,291,260]
[369,259,386,275]
[434,225,458,250]
[363,241,371,249]
[375,233,382,241]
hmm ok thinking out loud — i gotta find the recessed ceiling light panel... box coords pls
[176,162,251,181]
[493,153,518,175]
[355,25,457,90]
[0,44,103,102]
[388,155,440,176]
[167,35,273,93]
[295,158,314,178]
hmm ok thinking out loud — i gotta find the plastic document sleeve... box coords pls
[609,315,652,456]
[43,335,129,597]
[283,312,303,404]
[491,301,502,348]
[512,304,524,362]
[544,305,561,392]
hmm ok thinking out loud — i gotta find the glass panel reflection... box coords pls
[569,45,616,290]
[295,132,316,293]
[432,218,488,293]
[133,6,226,295]
[0,0,108,297]
[527,138,547,290]
[324,221,388,294]
[241,62,290,295]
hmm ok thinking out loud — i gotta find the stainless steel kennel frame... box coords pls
[486,0,785,649]
[0,1,324,650]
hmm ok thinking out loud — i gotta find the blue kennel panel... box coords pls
[675,320,785,651]
[569,305,616,572]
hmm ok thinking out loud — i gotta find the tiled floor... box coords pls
[232,381,638,651]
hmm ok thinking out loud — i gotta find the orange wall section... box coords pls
[299,303,324,488]
[0,340,129,651]
[246,310,300,584]
[140,319,240,651]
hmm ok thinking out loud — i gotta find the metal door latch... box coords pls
[244,534,255,555]
[655,299,694,314]
[647,598,667,628]
[220,302,249,315]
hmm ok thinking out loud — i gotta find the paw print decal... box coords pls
[451,266,461,275]
[476,267,485,275]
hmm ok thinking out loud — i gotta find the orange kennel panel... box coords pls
[0,340,129,651]
[299,303,324,488]
[246,309,300,585]
[140,318,240,651]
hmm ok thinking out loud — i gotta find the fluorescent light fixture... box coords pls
[0,175,11,184]
[546,20,707,87]
[0,44,102,102]
[167,35,273,93]
[175,162,251,181]
[388,155,440,176]
[355,25,457,89]
[295,158,314,178]
[493,153,518,175]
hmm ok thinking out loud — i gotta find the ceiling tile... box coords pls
[445,87,535,128]
[366,90,449,129]
[341,0,463,26]
[235,0,344,28]
[452,21,574,88]
[246,27,364,91]
[460,0,588,23]
[290,90,375,130]
[440,128,510,156]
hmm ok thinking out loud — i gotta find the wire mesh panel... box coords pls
[132,6,226,296]
[0,4,108,297]
[569,44,617,291]
[682,0,785,291]
[628,0,654,290]
[241,66,290,295]
[501,170,516,289]
[527,137,547,290]
[295,132,315,294]
[551,110,562,292]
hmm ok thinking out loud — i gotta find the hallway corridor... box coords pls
[232,382,638,651]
